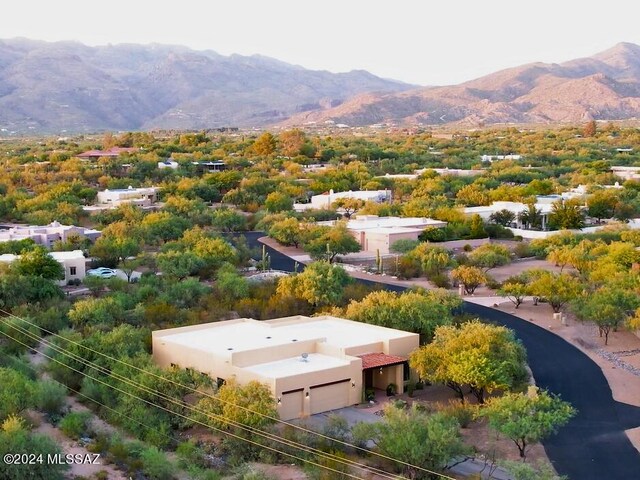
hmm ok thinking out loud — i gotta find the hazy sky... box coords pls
[3,0,640,85]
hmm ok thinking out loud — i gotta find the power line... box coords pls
[1,319,410,480]
[0,325,372,480]
[0,308,457,480]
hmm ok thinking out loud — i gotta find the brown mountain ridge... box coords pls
[0,38,411,133]
[284,42,640,127]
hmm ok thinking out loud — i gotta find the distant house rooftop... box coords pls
[77,147,139,159]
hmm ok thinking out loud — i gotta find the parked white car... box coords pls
[86,267,117,279]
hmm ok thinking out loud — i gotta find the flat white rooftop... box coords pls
[318,215,446,231]
[154,316,413,357]
[244,353,350,377]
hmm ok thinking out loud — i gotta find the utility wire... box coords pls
[1,318,411,480]
[0,308,457,480]
[0,325,371,480]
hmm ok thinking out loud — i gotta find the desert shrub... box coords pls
[439,400,476,428]
[59,411,92,439]
[396,256,421,279]
[140,446,175,480]
[428,272,451,289]
[485,224,515,239]
[36,380,67,417]
[512,242,534,258]
[485,275,502,290]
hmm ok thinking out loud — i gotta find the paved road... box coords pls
[243,232,640,480]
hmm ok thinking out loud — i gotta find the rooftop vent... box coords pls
[300,353,309,362]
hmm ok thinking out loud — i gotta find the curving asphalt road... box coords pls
[243,232,640,479]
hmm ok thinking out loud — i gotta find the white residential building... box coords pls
[611,166,640,181]
[319,215,447,254]
[158,160,179,170]
[481,154,522,163]
[153,315,419,420]
[0,222,101,248]
[0,249,86,286]
[84,186,159,212]
[295,189,392,212]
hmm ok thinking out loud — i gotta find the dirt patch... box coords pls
[30,411,127,480]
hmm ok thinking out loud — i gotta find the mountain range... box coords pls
[2,39,640,132]
[0,38,410,133]
[286,42,640,127]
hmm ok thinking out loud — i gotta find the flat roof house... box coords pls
[0,249,86,286]
[76,147,139,160]
[152,316,419,420]
[309,189,391,210]
[611,166,640,181]
[84,186,159,212]
[319,215,447,254]
[0,221,101,248]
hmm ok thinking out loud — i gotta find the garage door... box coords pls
[279,389,304,421]
[310,379,350,415]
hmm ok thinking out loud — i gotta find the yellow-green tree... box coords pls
[332,197,365,218]
[451,265,486,294]
[483,387,575,459]
[410,320,528,403]
[277,261,351,307]
[528,270,583,313]
[344,289,455,340]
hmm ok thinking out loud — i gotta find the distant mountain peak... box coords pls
[282,42,640,127]
[0,38,412,133]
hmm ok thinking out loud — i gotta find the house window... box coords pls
[403,361,410,382]
[70,267,77,276]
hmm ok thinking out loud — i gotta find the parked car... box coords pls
[87,267,117,279]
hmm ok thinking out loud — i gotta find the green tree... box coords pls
[90,222,142,269]
[332,197,365,219]
[0,368,36,421]
[489,209,516,226]
[517,204,543,230]
[528,270,583,313]
[156,250,205,280]
[12,246,64,280]
[264,191,294,213]
[572,287,640,345]
[351,405,468,478]
[268,217,303,247]
[483,388,576,459]
[451,265,486,294]
[468,243,511,272]
[498,282,529,309]
[141,212,191,245]
[303,222,361,263]
[344,289,456,339]
[469,214,487,239]
[548,200,585,230]
[409,243,453,275]
[210,208,247,232]
[410,321,528,403]
[277,261,351,307]
[195,378,277,430]
[587,190,618,222]
[216,263,250,300]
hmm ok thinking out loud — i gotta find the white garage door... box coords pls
[279,389,304,421]
[310,380,350,415]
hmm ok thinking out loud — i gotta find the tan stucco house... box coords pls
[152,316,419,420]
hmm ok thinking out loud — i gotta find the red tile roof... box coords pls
[357,353,406,370]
